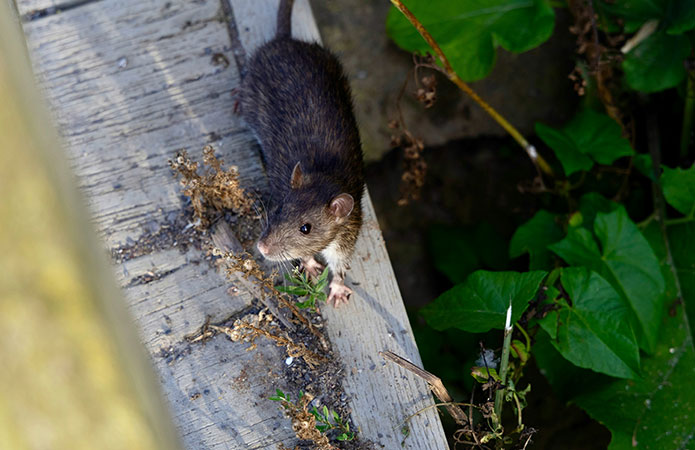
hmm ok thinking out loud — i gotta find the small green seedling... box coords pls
[269,389,355,442]
[268,388,293,404]
[311,404,355,441]
[276,267,330,311]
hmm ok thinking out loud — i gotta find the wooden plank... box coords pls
[19,0,449,448]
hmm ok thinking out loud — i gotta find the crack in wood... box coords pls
[219,0,247,76]
[126,266,183,287]
[21,0,102,22]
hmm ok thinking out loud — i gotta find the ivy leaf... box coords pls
[533,329,607,401]
[623,31,691,93]
[509,210,564,270]
[538,268,640,379]
[550,209,665,352]
[535,123,593,175]
[536,109,634,176]
[577,193,620,230]
[386,0,555,81]
[574,305,695,450]
[661,165,695,216]
[421,270,546,333]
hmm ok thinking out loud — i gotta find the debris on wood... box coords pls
[169,145,254,228]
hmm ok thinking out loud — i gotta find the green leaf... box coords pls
[668,223,695,334]
[295,298,316,309]
[535,109,634,176]
[574,304,695,450]
[597,0,695,34]
[386,0,555,81]
[633,153,656,180]
[535,122,593,175]
[581,220,695,447]
[421,270,547,333]
[644,220,695,337]
[577,193,620,230]
[550,209,665,352]
[275,285,309,296]
[316,267,330,286]
[509,210,564,270]
[623,31,691,93]
[510,339,529,363]
[665,0,695,34]
[538,268,640,378]
[471,366,501,383]
[533,329,607,401]
[661,165,695,216]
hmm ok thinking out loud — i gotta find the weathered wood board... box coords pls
[18,0,449,448]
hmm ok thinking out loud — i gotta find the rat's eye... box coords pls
[299,223,312,235]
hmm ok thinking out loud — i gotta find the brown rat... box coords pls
[240,0,364,306]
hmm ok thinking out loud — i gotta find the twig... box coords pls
[586,0,601,73]
[389,0,555,179]
[379,350,468,425]
[211,221,295,331]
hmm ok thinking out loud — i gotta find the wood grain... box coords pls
[19,0,449,447]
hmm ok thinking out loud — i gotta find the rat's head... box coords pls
[257,162,354,262]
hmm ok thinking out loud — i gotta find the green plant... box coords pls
[269,389,355,443]
[310,405,355,442]
[275,267,329,311]
[388,0,695,448]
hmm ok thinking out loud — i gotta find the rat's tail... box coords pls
[276,0,295,38]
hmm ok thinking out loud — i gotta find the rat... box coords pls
[240,0,364,306]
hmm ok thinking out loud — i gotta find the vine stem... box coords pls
[646,107,691,336]
[680,63,695,158]
[389,0,555,178]
[494,300,514,429]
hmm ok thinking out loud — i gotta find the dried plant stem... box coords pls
[213,323,328,368]
[389,0,555,178]
[493,301,513,429]
[380,351,468,425]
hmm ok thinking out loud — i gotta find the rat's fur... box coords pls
[240,0,364,305]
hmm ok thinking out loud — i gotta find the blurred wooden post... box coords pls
[0,3,182,449]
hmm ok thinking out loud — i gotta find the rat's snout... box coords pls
[257,240,270,256]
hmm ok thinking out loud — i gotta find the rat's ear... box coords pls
[290,162,303,189]
[330,193,354,220]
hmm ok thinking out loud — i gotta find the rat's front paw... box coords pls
[300,257,325,280]
[327,280,352,307]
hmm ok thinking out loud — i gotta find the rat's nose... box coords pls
[257,240,269,255]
